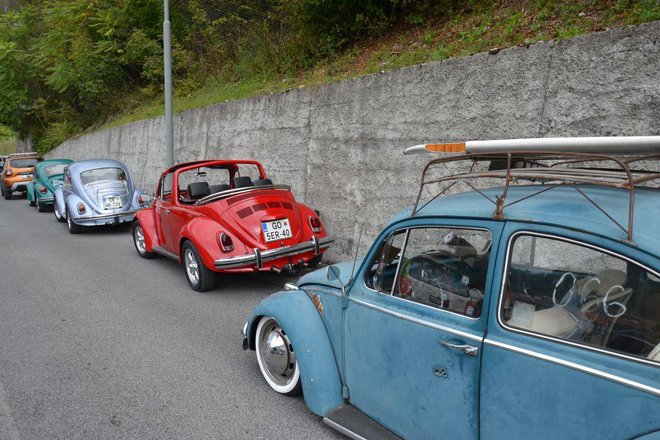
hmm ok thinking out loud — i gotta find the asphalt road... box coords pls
[0,195,343,440]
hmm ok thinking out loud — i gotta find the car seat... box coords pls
[187,182,210,200]
[209,184,230,194]
[232,176,254,188]
[254,178,273,186]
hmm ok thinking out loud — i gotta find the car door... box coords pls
[344,218,504,439]
[481,223,660,440]
[154,172,179,253]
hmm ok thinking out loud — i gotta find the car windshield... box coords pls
[80,167,127,185]
[43,164,66,177]
[11,158,39,168]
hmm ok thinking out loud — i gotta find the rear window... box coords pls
[10,158,40,168]
[80,168,127,185]
[43,164,67,177]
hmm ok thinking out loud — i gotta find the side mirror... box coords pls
[326,266,346,296]
[138,194,154,206]
[326,265,341,281]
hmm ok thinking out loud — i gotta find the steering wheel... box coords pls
[397,256,468,300]
[553,272,577,306]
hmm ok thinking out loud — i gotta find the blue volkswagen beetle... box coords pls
[53,159,146,234]
[242,137,660,440]
[27,159,73,212]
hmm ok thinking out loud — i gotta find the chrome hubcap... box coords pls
[185,249,199,284]
[134,227,146,254]
[259,320,297,387]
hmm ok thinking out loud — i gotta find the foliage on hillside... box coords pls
[0,0,658,153]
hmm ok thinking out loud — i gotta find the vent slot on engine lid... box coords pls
[267,201,281,208]
[253,203,267,212]
[281,202,293,210]
[237,207,253,219]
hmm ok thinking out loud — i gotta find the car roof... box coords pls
[36,159,73,169]
[391,184,660,256]
[69,159,128,173]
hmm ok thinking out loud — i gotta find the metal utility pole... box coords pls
[163,0,174,167]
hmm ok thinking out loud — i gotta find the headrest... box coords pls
[210,183,229,193]
[188,182,210,199]
[254,178,273,186]
[232,176,254,189]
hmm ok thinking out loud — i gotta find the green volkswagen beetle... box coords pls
[27,159,73,212]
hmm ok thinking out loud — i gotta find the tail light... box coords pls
[309,216,322,233]
[137,195,144,205]
[217,232,234,252]
[77,202,86,214]
[4,169,11,176]
[39,186,47,194]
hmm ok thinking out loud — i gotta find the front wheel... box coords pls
[255,317,302,396]
[132,223,155,259]
[66,209,82,234]
[37,199,47,212]
[182,241,215,292]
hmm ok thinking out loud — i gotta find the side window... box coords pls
[393,227,492,318]
[365,230,407,293]
[63,168,71,188]
[502,234,660,364]
[160,173,173,200]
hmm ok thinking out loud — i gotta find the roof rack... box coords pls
[8,152,41,158]
[408,137,660,242]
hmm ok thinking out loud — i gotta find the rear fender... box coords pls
[247,290,343,416]
[297,203,328,237]
[180,217,247,269]
[65,194,86,220]
[133,209,158,252]
[54,189,65,216]
[26,182,34,201]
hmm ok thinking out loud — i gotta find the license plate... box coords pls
[104,196,122,209]
[22,175,31,180]
[262,218,292,242]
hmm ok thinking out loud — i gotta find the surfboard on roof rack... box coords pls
[407,136,660,242]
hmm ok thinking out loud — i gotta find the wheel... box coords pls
[182,240,215,291]
[37,199,47,212]
[66,208,82,234]
[28,191,35,206]
[54,205,65,222]
[4,188,11,200]
[255,317,302,396]
[132,222,155,259]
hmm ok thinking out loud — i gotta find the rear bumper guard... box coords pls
[215,236,333,270]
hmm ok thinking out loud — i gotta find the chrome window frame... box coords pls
[498,230,660,368]
[361,224,494,322]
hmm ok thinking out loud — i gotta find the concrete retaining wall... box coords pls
[48,21,660,262]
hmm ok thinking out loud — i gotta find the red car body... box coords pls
[132,160,332,290]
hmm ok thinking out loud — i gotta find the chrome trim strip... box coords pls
[485,338,660,397]
[498,230,660,368]
[214,236,333,269]
[350,297,482,342]
[323,418,368,440]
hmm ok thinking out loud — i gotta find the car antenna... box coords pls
[348,227,363,285]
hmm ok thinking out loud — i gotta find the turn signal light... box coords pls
[218,232,234,252]
[5,169,11,176]
[39,186,47,194]
[137,195,144,205]
[77,202,86,214]
[309,216,322,233]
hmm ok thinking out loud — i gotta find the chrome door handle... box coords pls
[164,208,170,214]
[440,340,479,357]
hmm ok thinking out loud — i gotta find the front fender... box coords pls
[635,432,660,440]
[247,290,344,416]
[133,208,158,252]
[54,189,65,216]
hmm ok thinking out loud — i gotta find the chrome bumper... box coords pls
[215,236,333,270]
[39,197,54,203]
[73,209,138,225]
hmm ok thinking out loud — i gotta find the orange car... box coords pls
[1,153,44,200]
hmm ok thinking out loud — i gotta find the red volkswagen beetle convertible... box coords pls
[132,160,332,291]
